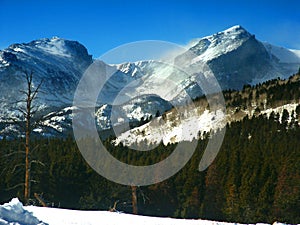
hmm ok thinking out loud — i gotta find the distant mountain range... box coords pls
[0,25,299,138]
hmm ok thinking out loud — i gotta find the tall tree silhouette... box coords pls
[18,71,43,204]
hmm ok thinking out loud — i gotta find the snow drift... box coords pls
[0,198,291,225]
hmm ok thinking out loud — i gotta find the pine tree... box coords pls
[281,109,289,128]
[202,162,224,220]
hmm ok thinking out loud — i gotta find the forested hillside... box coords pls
[0,73,299,224]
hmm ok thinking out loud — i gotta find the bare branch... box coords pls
[30,160,45,167]
[3,151,26,158]
[30,179,39,184]
[9,118,20,124]
[17,107,27,115]
[11,163,25,174]
[30,107,40,115]
[0,168,8,177]
[6,183,24,191]
[31,79,44,101]
[138,187,149,204]
[31,144,40,154]
[11,98,27,104]
[19,90,30,98]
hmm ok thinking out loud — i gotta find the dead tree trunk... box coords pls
[109,200,119,212]
[22,71,42,205]
[131,185,138,214]
[24,128,30,204]
[34,193,47,207]
[24,81,31,204]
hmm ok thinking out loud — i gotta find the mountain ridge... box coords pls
[0,25,300,137]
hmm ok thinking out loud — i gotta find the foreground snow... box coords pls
[0,198,290,225]
[0,198,45,225]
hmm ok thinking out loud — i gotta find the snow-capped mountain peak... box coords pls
[28,37,71,57]
[222,24,247,33]
[213,25,251,40]
[0,37,93,126]
[6,37,91,61]
[1,25,300,137]
[189,25,253,62]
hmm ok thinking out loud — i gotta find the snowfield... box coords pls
[0,198,290,225]
[114,102,299,147]
[114,109,226,146]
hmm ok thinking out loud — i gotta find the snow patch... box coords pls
[290,49,300,59]
[114,109,226,146]
[36,39,71,58]
[261,103,298,122]
[0,198,46,225]
[12,47,26,53]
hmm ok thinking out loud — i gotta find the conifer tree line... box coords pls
[224,73,300,109]
[0,114,299,223]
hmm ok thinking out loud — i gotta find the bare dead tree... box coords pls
[1,70,46,206]
[34,193,47,207]
[24,71,43,204]
[109,200,119,212]
[131,185,138,214]
[16,70,43,205]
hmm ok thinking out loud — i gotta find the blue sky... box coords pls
[1,0,300,57]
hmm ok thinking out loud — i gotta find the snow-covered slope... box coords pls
[114,108,226,146]
[0,198,287,225]
[95,94,172,130]
[0,37,92,108]
[114,101,299,147]
[263,43,300,63]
